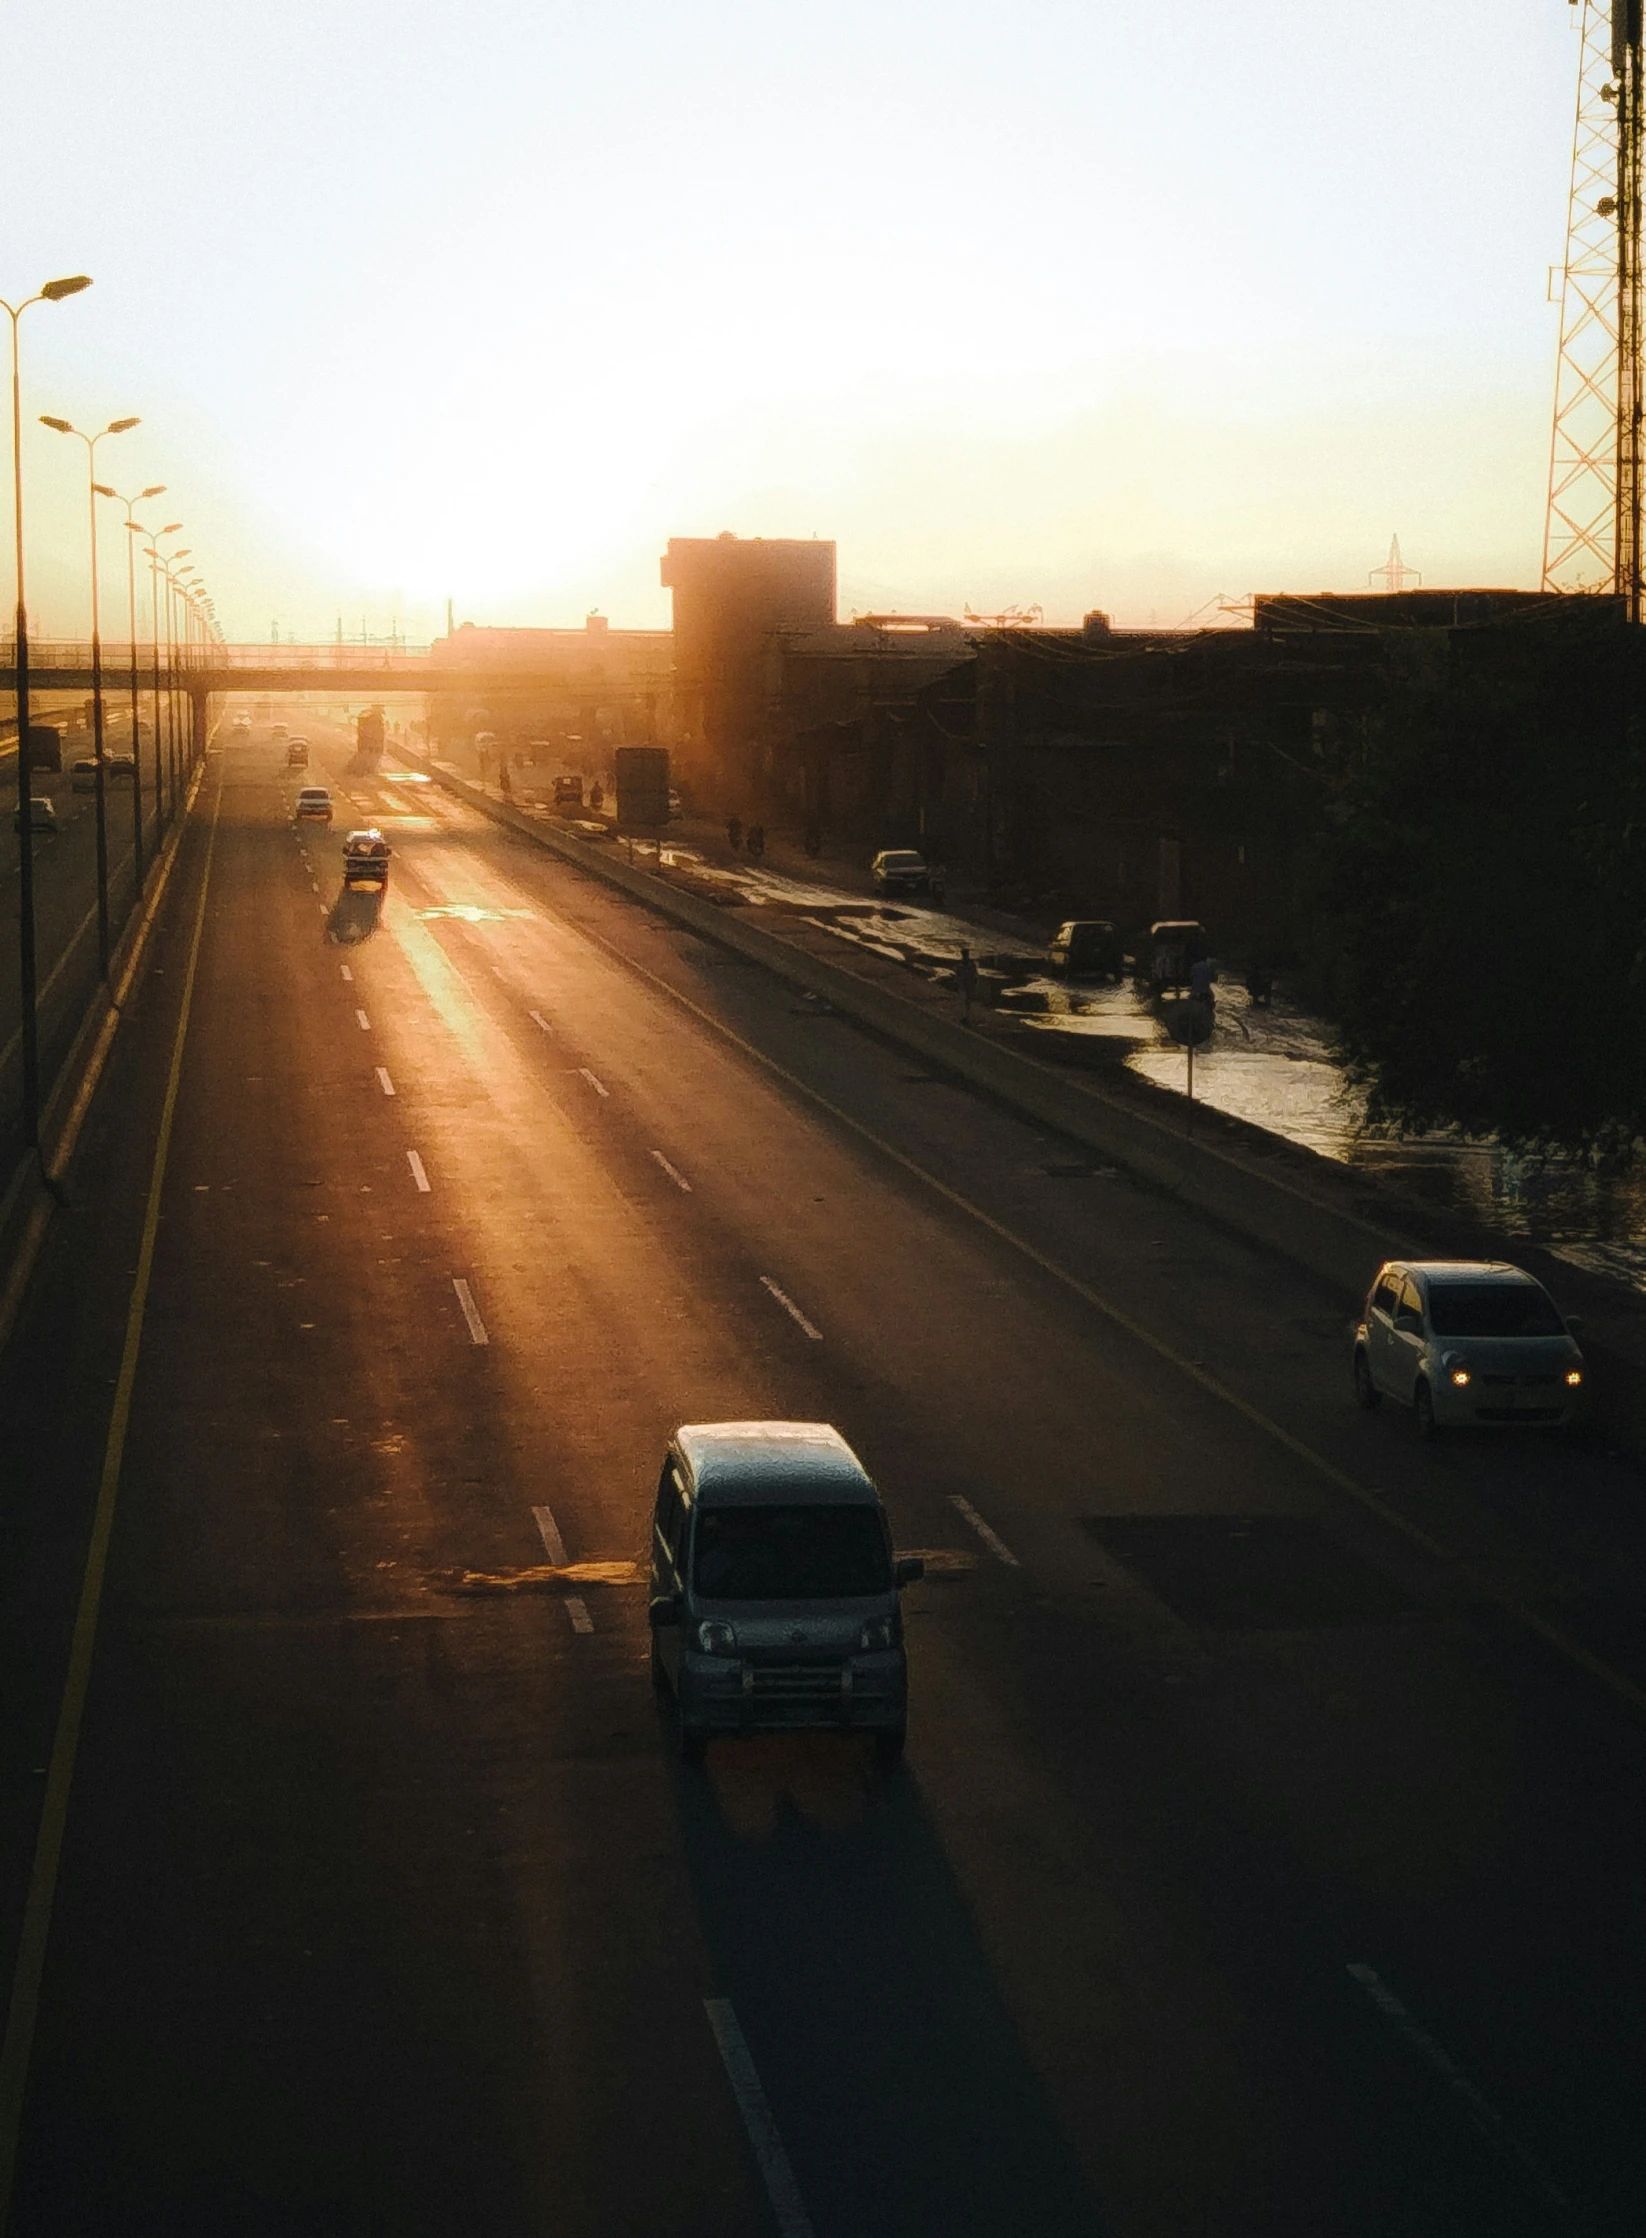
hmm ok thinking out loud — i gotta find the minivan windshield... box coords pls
[1427,1282,1565,1338]
[691,1503,891,1599]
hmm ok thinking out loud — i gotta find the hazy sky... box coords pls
[5,1,1581,637]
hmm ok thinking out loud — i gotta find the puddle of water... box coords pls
[413,903,534,924]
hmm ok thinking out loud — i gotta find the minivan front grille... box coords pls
[748,1662,847,1703]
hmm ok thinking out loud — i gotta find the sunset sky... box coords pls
[4,1,1582,639]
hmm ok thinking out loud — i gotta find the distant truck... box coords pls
[355,706,385,762]
[25,724,63,773]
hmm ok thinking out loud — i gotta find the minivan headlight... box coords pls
[1449,1367,1472,1388]
[858,1616,897,1653]
[695,1620,737,1656]
[1566,1368,1584,1388]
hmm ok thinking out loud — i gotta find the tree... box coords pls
[1307,607,1646,1159]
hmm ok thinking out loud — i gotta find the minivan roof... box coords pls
[674,1421,878,1507]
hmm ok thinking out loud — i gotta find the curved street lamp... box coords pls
[40,413,138,978]
[93,481,164,889]
[2,271,92,1147]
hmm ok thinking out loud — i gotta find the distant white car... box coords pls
[294,786,333,824]
[14,796,58,834]
[70,757,100,794]
[871,848,931,896]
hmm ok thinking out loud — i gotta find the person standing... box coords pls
[956,944,980,1024]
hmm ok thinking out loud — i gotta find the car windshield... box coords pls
[1427,1282,1566,1338]
[691,1502,891,1599]
[881,852,923,868]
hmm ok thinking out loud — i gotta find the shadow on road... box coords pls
[326,889,385,944]
[669,1721,1107,2238]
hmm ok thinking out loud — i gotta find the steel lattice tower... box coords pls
[1543,0,1644,608]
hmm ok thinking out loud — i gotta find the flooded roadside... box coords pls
[652,842,1646,1291]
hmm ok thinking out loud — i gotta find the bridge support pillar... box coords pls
[191,689,210,769]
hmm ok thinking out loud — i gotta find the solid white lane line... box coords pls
[760,1277,822,1341]
[339,964,353,982]
[406,1150,430,1193]
[949,1494,1020,1567]
[452,1278,489,1344]
[355,1008,371,1030]
[528,1008,554,1033]
[703,2000,814,2238]
[650,1148,692,1192]
[1346,1966,1574,2218]
[375,1066,395,1096]
[578,1066,609,1097]
[531,1505,569,1565]
[565,1596,594,1634]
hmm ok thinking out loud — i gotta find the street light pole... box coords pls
[94,481,164,892]
[2,271,92,1149]
[40,413,137,980]
[129,520,182,831]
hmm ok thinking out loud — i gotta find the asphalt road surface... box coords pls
[0,721,1642,2236]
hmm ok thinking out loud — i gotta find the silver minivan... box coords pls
[648,1421,923,1764]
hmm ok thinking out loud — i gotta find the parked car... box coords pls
[70,757,100,795]
[1353,1260,1585,1438]
[105,753,137,782]
[294,786,333,824]
[1048,919,1124,980]
[14,796,58,834]
[1146,919,1207,991]
[871,848,931,897]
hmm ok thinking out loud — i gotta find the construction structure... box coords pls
[1544,0,1644,613]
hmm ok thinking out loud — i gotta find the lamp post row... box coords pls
[5,270,220,1152]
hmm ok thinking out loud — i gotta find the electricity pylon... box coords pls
[1543,0,1644,613]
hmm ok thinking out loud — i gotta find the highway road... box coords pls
[0,719,1642,2235]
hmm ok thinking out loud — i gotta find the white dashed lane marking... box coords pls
[355,1008,371,1030]
[650,1149,692,1192]
[578,1067,609,1098]
[406,1150,430,1192]
[760,1277,822,1341]
[375,1067,395,1096]
[528,1009,554,1034]
[452,1278,489,1344]
[532,1505,594,1634]
[703,2000,814,2238]
[339,964,353,982]
[949,1494,1019,1567]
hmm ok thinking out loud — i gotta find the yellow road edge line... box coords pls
[581,923,1646,1719]
[0,773,223,2228]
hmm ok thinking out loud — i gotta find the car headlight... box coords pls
[1449,1367,1472,1388]
[695,1620,737,1656]
[1566,1368,1584,1388]
[858,1616,897,1652]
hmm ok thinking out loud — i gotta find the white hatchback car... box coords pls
[1354,1260,1586,1438]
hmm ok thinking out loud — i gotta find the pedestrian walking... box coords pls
[956,943,980,1024]
[727,814,743,851]
[747,823,765,861]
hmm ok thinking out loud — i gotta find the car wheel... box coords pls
[677,1709,707,1765]
[650,1634,670,1694]
[1414,1379,1439,1441]
[874,1724,907,1765]
[1353,1350,1381,1411]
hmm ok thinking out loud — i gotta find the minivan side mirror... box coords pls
[1394,1309,1423,1335]
[894,1557,925,1588]
[647,1593,680,1629]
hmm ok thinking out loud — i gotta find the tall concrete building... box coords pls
[660,534,836,801]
